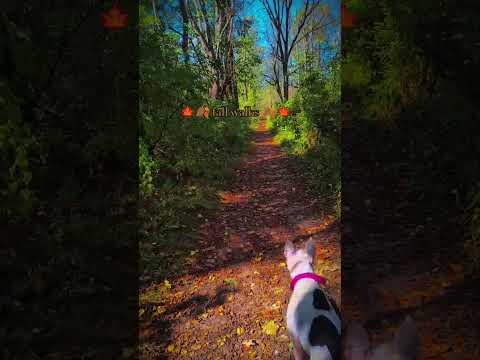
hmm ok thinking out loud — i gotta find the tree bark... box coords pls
[180,0,190,63]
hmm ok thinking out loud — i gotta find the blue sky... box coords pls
[242,0,340,63]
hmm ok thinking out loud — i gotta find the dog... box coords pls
[345,316,419,360]
[284,239,341,360]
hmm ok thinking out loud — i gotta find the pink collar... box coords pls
[290,273,327,290]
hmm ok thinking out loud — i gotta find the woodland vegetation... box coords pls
[343,0,480,273]
[139,0,340,279]
[2,2,138,358]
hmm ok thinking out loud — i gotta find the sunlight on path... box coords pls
[139,120,340,359]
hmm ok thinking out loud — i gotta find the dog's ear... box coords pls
[304,238,316,260]
[345,322,370,360]
[284,240,295,258]
[393,316,419,358]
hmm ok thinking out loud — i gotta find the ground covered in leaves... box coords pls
[342,122,480,360]
[139,120,340,359]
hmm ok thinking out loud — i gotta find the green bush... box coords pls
[0,81,35,220]
[269,57,341,214]
[138,10,255,277]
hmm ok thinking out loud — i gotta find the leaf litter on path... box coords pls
[139,120,340,359]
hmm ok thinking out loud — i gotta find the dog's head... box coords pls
[345,316,419,360]
[284,239,316,275]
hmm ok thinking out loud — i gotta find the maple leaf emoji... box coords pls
[101,2,128,29]
[279,107,289,117]
[341,4,357,29]
[182,106,193,117]
[196,105,210,118]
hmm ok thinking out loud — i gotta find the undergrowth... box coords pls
[267,56,341,216]
[139,15,255,281]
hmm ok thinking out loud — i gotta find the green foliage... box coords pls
[139,10,254,277]
[270,55,341,214]
[235,30,263,106]
[344,0,480,272]
[0,80,35,219]
[139,138,155,196]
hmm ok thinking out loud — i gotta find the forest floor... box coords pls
[139,119,340,359]
[342,120,480,360]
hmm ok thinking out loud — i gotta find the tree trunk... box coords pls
[283,61,289,101]
[180,0,189,63]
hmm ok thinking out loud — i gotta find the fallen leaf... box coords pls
[242,339,257,347]
[166,344,175,353]
[262,320,279,336]
[164,280,172,289]
[154,306,166,316]
[224,278,238,287]
[237,327,245,336]
[279,262,286,268]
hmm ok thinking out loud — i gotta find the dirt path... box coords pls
[140,119,340,359]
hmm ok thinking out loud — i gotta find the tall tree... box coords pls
[235,26,262,103]
[186,0,238,106]
[180,0,190,63]
[261,0,335,101]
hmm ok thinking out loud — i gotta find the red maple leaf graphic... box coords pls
[279,107,289,117]
[101,2,128,29]
[182,106,193,117]
[342,4,357,29]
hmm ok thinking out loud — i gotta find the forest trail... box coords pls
[139,119,340,359]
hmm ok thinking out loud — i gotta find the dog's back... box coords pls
[284,239,341,360]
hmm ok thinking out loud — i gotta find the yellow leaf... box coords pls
[154,306,166,315]
[164,280,172,289]
[262,320,279,336]
[192,344,202,351]
[236,327,245,336]
[139,308,145,317]
[248,350,256,357]
[180,349,187,355]
[166,344,175,353]
[242,339,256,347]
[279,262,286,268]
